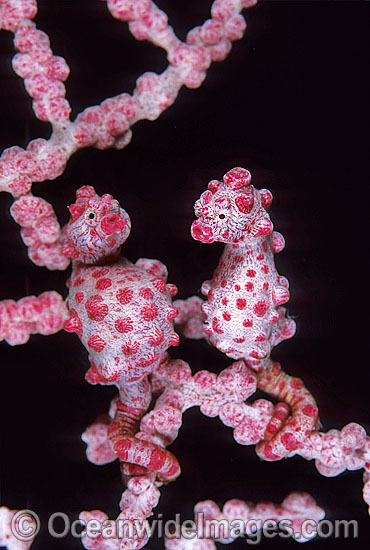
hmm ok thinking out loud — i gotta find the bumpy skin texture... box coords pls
[63,186,179,386]
[66,256,178,385]
[191,167,295,365]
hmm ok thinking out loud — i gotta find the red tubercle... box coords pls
[169,333,180,346]
[69,203,85,220]
[85,361,107,385]
[141,304,158,321]
[115,317,134,333]
[272,287,290,306]
[100,213,126,236]
[167,306,178,320]
[92,268,109,278]
[223,167,251,189]
[259,188,273,208]
[290,378,304,390]
[235,193,254,213]
[75,292,84,304]
[62,243,79,259]
[116,288,134,304]
[150,278,166,292]
[166,283,178,297]
[258,442,281,461]
[147,447,166,470]
[88,334,106,352]
[212,318,224,334]
[236,298,247,310]
[139,287,154,300]
[271,231,285,254]
[96,278,112,290]
[148,328,164,346]
[253,300,268,317]
[191,220,214,243]
[73,276,85,287]
[64,311,82,338]
[136,352,159,368]
[122,340,140,355]
[255,218,273,237]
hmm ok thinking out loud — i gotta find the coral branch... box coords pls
[173,296,206,340]
[165,492,325,548]
[0,291,67,345]
[12,19,71,122]
[0,0,37,32]
[82,351,369,549]
[0,0,256,197]
[10,193,69,270]
[2,5,368,550]
[188,167,319,458]
[0,506,37,550]
[150,358,370,509]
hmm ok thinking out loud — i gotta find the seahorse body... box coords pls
[62,185,181,480]
[63,185,178,387]
[66,257,179,385]
[191,167,295,367]
[191,168,318,460]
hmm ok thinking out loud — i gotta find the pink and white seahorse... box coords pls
[63,185,180,480]
[188,167,319,460]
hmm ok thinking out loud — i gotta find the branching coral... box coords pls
[0,0,255,198]
[1,1,370,550]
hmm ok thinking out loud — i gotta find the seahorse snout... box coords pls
[100,213,126,236]
[191,220,214,243]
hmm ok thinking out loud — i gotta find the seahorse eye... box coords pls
[219,213,225,220]
[89,213,95,219]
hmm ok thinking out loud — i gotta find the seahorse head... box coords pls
[191,167,274,244]
[62,186,131,264]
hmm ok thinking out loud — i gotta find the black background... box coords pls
[1,1,370,549]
